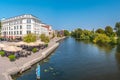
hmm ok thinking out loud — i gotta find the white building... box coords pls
[1,14,50,39]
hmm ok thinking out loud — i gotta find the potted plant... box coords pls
[8,54,16,61]
[32,48,37,53]
[0,51,5,57]
[45,43,48,47]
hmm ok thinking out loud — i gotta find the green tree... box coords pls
[52,33,55,38]
[81,30,92,40]
[115,22,120,37]
[71,28,93,40]
[40,34,50,43]
[110,37,117,45]
[95,28,104,34]
[64,30,70,36]
[23,33,37,43]
[105,26,113,37]
[93,34,111,44]
[75,28,83,39]
[40,34,46,40]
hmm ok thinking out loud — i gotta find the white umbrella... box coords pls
[0,43,6,48]
[26,42,39,46]
[36,40,45,44]
[3,46,22,52]
[15,41,27,46]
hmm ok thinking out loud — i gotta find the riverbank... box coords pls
[15,37,120,80]
[0,37,65,80]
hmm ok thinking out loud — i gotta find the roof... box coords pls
[41,24,51,30]
[1,14,41,23]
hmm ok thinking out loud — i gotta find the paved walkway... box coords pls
[0,37,64,80]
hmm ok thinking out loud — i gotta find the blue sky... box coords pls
[0,0,120,31]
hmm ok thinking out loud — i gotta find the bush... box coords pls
[8,55,16,61]
[0,51,5,57]
[32,48,37,53]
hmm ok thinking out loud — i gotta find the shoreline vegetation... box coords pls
[71,22,120,46]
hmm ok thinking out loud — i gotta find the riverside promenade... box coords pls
[0,37,65,80]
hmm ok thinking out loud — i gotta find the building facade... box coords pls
[1,14,50,39]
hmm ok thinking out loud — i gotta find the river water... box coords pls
[14,37,120,80]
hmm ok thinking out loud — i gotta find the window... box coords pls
[20,31,22,35]
[27,19,31,23]
[17,31,19,35]
[14,26,16,30]
[20,25,22,29]
[17,26,19,29]
[27,31,31,34]
[14,31,16,35]
[11,32,13,35]
[27,25,31,29]
[9,31,10,35]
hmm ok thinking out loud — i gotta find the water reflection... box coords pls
[94,44,116,53]
[115,44,120,67]
[76,39,116,54]
[76,39,91,44]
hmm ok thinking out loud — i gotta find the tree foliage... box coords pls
[52,33,55,38]
[71,28,93,40]
[71,28,82,39]
[40,34,50,43]
[95,28,104,34]
[23,33,37,43]
[71,26,117,45]
[115,22,120,37]
[93,34,111,44]
[105,26,113,37]
[64,30,70,36]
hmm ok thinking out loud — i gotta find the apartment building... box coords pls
[1,14,50,39]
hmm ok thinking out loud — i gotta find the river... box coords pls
[14,37,120,80]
